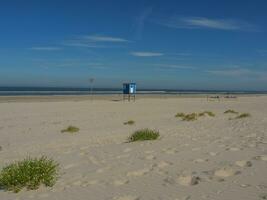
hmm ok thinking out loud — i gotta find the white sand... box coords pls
[0,96,267,200]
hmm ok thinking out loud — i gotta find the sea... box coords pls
[0,87,266,96]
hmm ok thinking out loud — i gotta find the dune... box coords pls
[0,95,267,200]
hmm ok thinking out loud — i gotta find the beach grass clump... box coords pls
[198,111,215,117]
[176,111,215,121]
[229,113,251,120]
[235,113,251,119]
[224,109,239,114]
[61,126,79,133]
[0,156,59,193]
[128,129,159,142]
[182,113,198,121]
[175,113,185,118]
[123,120,135,125]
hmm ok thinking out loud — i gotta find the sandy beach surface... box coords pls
[0,95,267,200]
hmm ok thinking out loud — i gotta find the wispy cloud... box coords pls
[130,51,164,57]
[82,35,130,43]
[133,7,153,40]
[62,41,108,48]
[207,68,267,80]
[156,16,257,31]
[63,34,130,48]
[30,47,62,51]
[151,63,195,70]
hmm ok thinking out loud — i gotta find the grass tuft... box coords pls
[128,129,159,142]
[182,113,198,121]
[198,111,215,117]
[176,111,216,121]
[229,113,251,120]
[235,113,251,119]
[175,113,185,118]
[0,156,59,193]
[224,109,239,114]
[61,126,79,133]
[123,120,135,125]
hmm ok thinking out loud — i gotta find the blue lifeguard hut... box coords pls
[123,83,136,101]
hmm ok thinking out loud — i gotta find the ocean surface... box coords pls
[0,87,266,96]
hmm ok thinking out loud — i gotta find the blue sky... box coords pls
[0,0,267,90]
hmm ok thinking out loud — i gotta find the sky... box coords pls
[0,0,267,90]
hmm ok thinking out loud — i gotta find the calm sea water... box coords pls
[0,87,266,96]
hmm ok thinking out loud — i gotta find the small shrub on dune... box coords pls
[182,113,198,121]
[175,113,185,118]
[61,126,79,133]
[0,156,59,193]
[229,113,251,120]
[224,109,239,114]
[198,111,215,117]
[123,120,135,125]
[128,129,159,142]
[235,113,251,119]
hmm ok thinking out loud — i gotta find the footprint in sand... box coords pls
[63,163,77,170]
[162,148,178,154]
[113,178,129,186]
[96,167,111,173]
[80,146,89,150]
[235,160,252,167]
[153,161,173,169]
[208,152,218,156]
[144,150,155,154]
[163,177,176,185]
[177,175,200,186]
[113,195,139,200]
[89,156,100,165]
[123,148,132,153]
[192,147,201,151]
[144,154,156,160]
[127,168,152,177]
[193,158,209,163]
[214,167,240,178]
[226,147,241,151]
[87,179,100,185]
[79,151,88,156]
[253,155,267,161]
[116,154,130,159]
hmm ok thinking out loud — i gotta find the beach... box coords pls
[0,95,267,200]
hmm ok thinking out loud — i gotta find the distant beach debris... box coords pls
[207,95,237,101]
[128,129,159,142]
[224,95,237,99]
[61,126,80,133]
[124,120,135,125]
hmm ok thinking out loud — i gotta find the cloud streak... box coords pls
[130,51,164,57]
[156,16,257,31]
[63,34,130,48]
[151,63,195,70]
[82,35,130,43]
[133,7,153,40]
[207,68,267,80]
[30,47,62,51]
